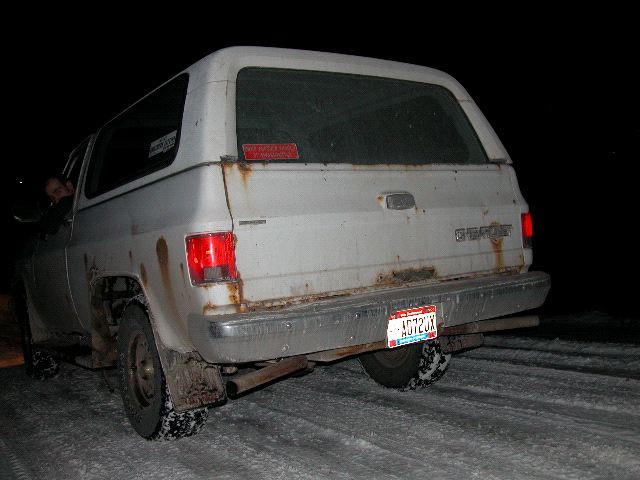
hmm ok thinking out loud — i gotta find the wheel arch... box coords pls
[88,273,147,367]
[91,274,227,412]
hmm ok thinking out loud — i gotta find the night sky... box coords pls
[4,13,638,317]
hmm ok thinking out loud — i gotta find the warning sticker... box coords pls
[149,130,177,158]
[242,143,299,161]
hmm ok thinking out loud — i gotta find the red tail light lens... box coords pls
[186,232,236,285]
[521,212,533,249]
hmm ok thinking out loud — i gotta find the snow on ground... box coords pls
[0,313,639,480]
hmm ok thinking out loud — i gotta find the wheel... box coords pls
[117,303,208,440]
[12,287,59,380]
[359,339,451,390]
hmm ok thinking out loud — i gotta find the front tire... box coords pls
[117,303,208,440]
[13,287,59,380]
[359,340,451,390]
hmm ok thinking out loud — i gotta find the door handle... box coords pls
[379,192,415,210]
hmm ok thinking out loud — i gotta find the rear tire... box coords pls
[117,303,208,440]
[359,340,451,390]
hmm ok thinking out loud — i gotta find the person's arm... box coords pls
[39,197,73,236]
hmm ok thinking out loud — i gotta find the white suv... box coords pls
[14,47,550,439]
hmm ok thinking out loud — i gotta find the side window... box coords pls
[85,74,189,198]
[64,142,88,194]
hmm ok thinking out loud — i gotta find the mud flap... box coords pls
[124,295,227,412]
[157,347,227,412]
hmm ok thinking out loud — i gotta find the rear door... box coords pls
[223,68,524,306]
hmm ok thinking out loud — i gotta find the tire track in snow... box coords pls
[1,329,639,479]
[240,366,581,480]
[0,436,34,480]
[264,356,640,480]
[447,357,640,414]
[467,335,640,379]
[229,396,435,480]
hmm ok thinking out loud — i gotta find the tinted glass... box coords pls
[236,68,488,165]
[85,74,189,197]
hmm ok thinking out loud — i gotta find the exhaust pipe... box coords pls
[226,355,310,397]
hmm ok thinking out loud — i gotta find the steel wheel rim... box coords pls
[128,331,155,407]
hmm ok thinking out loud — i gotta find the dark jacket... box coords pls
[39,196,73,236]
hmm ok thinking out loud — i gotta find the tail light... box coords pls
[186,232,236,285]
[521,212,533,249]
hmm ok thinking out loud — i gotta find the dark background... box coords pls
[3,13,638,318]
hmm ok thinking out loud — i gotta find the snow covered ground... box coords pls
[1,312,638,480]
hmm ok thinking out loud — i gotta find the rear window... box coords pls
[236,68,488,165]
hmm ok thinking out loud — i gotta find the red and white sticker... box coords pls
[242,143,299,161]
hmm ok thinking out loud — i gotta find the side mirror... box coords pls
[12,200,42,223]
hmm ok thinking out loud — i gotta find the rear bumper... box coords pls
[188,271,550,363]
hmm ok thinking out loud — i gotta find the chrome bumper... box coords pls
[188,271,550,363]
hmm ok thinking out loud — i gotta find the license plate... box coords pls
[387,305,437,348]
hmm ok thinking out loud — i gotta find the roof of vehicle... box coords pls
[181,46,471,101]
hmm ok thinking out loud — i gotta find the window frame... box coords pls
[84,73,189,199]
[235,67,489,166]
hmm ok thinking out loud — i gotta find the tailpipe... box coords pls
[226,355,310,397]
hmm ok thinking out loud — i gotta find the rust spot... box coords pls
[156,237,181,318]
[203,281,246,315]
[328,341,387,360]
[203,302,217,315]
[312,340,387,362]
[490,222,504,272]
[224,161,253,191]
[156,237,169,270]
[376,266,437,285]
[237,162,253,182]
[377,195,385,206]
[179,262,188,286]
[491,236,504,271]
[235,271,244,305]
[140,263,148,286]
[227,282,241,305]
[245,290,351,312]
